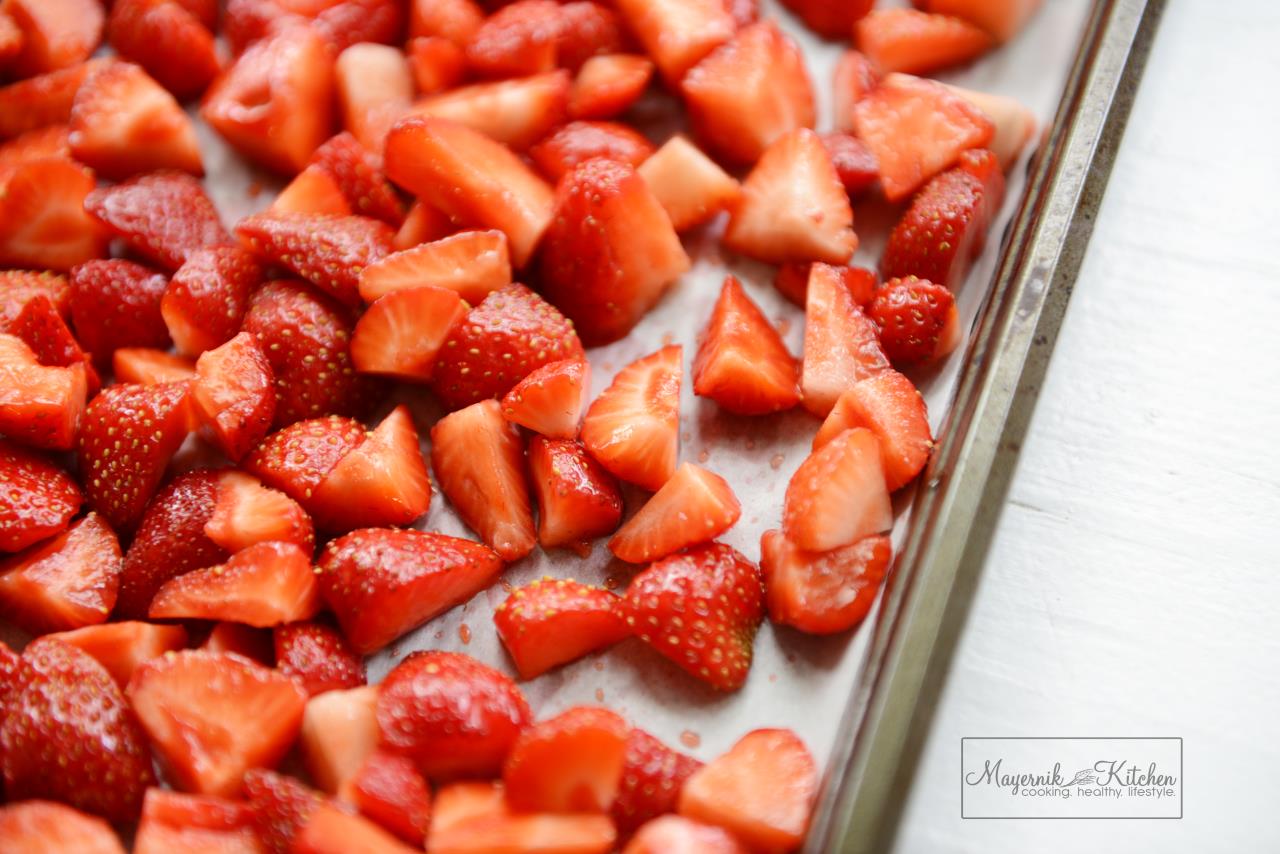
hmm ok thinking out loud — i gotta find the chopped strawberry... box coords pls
[530,120,655,183]
[784,427,892,551]
[113,348,197,385]
[350,752,432,845]
[0,159,106,272]
[410,0,484,45]
[77,381,191,531]
[505,706,629,813]
[0,335,89,451]
[204,469,315,554]
[609,463,742,564]
[351,286,467,382]
[568,54,655,121]
[0,437,81,552]
[581,345,682,491]
[233,0,403,54]
[502,358,591,440]
[429,781,616,854]
[922,0,1043,43]
[852,72,994,202]
[241,280,379,427]
[867,276,956,366]
[201,620,274,663]
[944,83,1037,169]
[4,0,104,78]
[0,269,69,328]
[360,229,512,305]
[800,263,889,416]
[376,651,532,779]
[637,135,741,233]
[318,528,503,653]
[780,263,879,310]
[431,283,584,411]
[107,0,222,101]
[856,8,993,76]
[537,159,690,345]
[779,0,874,39]
[527,436,623,552]
[127,650,308,797]
[815,370,933,491]
[310,132,407,227]
[557,2,630,71]
[84,171,230,272]
[300,685,380,794]
[681,21,815,165]
[162,245,264,357]
[45,620,187,688]
[694,276,800,415]
[832,49,879,132]
[134,788,261,854]
[191,332,276,459]
[624,816,747,854]
[0,60,108,139]
[0,124,71,178]
[677,729,817,852]
[244,415,369,502]
[148,540,320,627]
[69,259,171,365]
[494,576,629,678]
[384,116,554,268]
[9,295,98,390]
[295,803,421,854]
[275,620,366,697]
[612,0,736,85]
[272,165,353,217]
[724,128,856,265]
[462,0,560,78]
[0,512,120,634]
[202,26,336,175]
[622,542,763,691]
[1,637,155,822]
[822,133,880,197]
[612,729,703,836]
[0,800,126,854]
[408,36,467,95]
[761,529,891,634]
[413,71,572,151]
[336,43,412,154]
[243,768,322,854]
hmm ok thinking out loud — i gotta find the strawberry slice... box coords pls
[84,171,230,272]
[350,752,432,845]
[505,706,629,813]
[300,685,380,795]
[68,61,203,179]
[856,8,993,76]
[0,513,120,635]
[923,0,1043,43]
[9,294,98,390]
[527,436,623,552]
[134,788,261,854]
[610,463,741,564]
[867,276,957,366]
[192,331,276,460]
[530,120,655,183]
[407,36,466,96]
[677,729,817,852]
[243,767,323,854]
[310,132,407,227]
[106,0,221,101]
[149,540,321,627]
[0,269,69,327]
[494,576,629,678]
[0,801,126,854]
[0,59,108,139]
[502,359,591,440]
[77,381,191,531]
[309,404,433,531]
[335,43,412,154]
[832,49,878,132]
[800,263,889,416]
[384,116,554,268]
[272,164,353,217]
[2,637,155,822]
[376,651,532,779]
[612,729,703,836]
[581,346,681,491]
[360,230,512,305]
[822,132,880,197]
[537,159,690,346]
[681,21,815,165]
[409,0,483,45]
[779,0,873,39]
[412,71,572,151]
[241,281,379,427]
[202,26,336,175]
[275,620,366,697]
[351,286,467,382]
[784,427,892,551]
[318,528,503,653]
[5,0,103,78]
[612,0,735,85]
[624,816,747,854]
[0,335,89,451]
[637,135,741,233]
[0,158,107,272]
[429,781,616,854]
[852,72,994,202]
[127,650,308,797]
[293,803,419,854]
[113,348,197,385]
[162,246,264,357]
[724,128,856,265]
[69,259,171,366]
[431,399,536,560]
[944,83,1037,169]
[816,370,933,491]
[693,275,800,415]
[431,283,584,411]
[45,621,187,688]
[568,54,655,121]
[244,415,369,502]
[761,529,891,634]
[0,438,81,552]
[623,543,762,691]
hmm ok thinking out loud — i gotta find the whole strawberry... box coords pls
[867,276,955,366]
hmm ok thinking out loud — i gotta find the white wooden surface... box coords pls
[890,1,1280,851]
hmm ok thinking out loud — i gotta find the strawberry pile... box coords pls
[0,0,1042,849]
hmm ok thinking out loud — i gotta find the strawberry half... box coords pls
[504,706,629,813]
[127,650,308,797]
[335,43,413,155]
[568,53,655,121]
[783,427,892,551]
[106,0,222,101]
[360,229,512,305]
[502,358,591,440]
[69,259,171,366]
[84,171,230,272]
[0,438,81,552]
[529,120,655,183]
[429,781,616,853]
[148,540,321,627]
[612,0,735,85]
[0,158,107,272]
[275,620,367,698]
[431,399,537,560]
[351,286,467,382]
[779,0,874,39]
[527,436,623,552]
[162,246,264,357]
[243,767,323,854]
[800,263,889,416]
[612,729,704,836]
[0,335,89,451]
[192,331,277,460]
[816,369,933,491]
[761,529,891,635]
[310,132,406,226]
[621,542,763,691]
[350,751,432,845]
[610,463,741,564]
[636,135,742,233]
[855,8,993,76]
[694,275,801,415]
[299,685,380,795]
[494,576,629,678]
[295,803,421,854]
[411,71,572,152]
[244,415,369,502]
[0,513,120,635]
[46,620,187,688]
[4,0,104,78]
[625,816,747,854]
[0,800,126,854]
[581,345,682,492]
[868,276,956,366]
[134,788,261,854]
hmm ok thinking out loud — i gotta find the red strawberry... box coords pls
[275,620,366,697]
[556,2,629,71]
[393,199,453,251]
[867,276,956,366]
[360,230,512,306]
[376,651,532,779]
[537,159,690,346]
[350,752,432,845]
[84,171,231,272]
[69,259,171,365]
[351,286,468,382]
[502,358,591,440]
[622,542,763,691]
[681,21,815,165]
[823,132,879,197]
[815,369,933,491]
[636,135,741,233]
[568,54,655,121]
[335,43,412,155]
[0,800,126,854]
[201,620,274,664]
[922,0,1043,43]
[724,128,856,265]
[77,381,191,531]
[779,0,874,39]
[0,513,120,635]
[225,0,401,55]
[800,263,889,416]
[0,437,81,552]
[677,729,817,852]
[1,638,155,822]
[0,158,106,272]
[162,246,264,357]
[192,331,276,460]
[308,404,433,531]
[761,529,891,635]
[4,0,103,78]
[625,816,747,853]
[113,348,196,386]
[272,164,353,217]
[430,399,537,560]
[241,280,379,427]
[856,8,993,76]
[202,26,336,175]
[693,275,800,415]
[610,463,741,564]
[0,335,89,451]
[0,60,108,139]
[407,36,466,96]
[46,621,187,688]
[299,685,380,795]
[581,345,682,491]
[462,1,557,78]
[107,0,222,101]
[384,116,554,268]
[943,84,1037,169]
[409,0,483,45]
[243,768,323,854]
[429,781,616,853]
[832,49,878,132]
[611,0,735,85]
[203,469,315,556]
[504,706,629,813]
[134,788,261,854]
[411,71,572,152]
[783,427,892,551]
[244,415,368,502]
[0,270,70,328]
[529,120,655,183]
[527,436,622,552]
[310,132,406,226]
[9,295,98,391]
[128,650,308,797]
[494,576,629,678]
[612,729,704,836]
[295,803,421,854]
[148,540,321,627]
[0,124,71,180]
